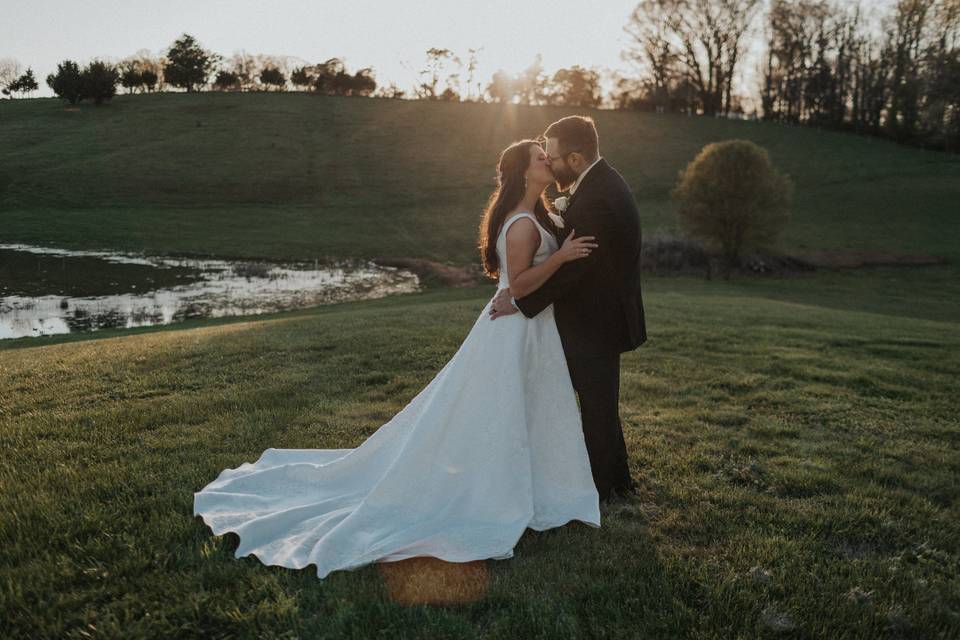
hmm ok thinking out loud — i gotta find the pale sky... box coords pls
[3,0,646,98]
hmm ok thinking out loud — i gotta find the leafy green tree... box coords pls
[80,60,120,105]
[549,66,602,107]
[349,68,376,96]
[514,55,549,105]
[259,67,286,90]
[671,139,793,277]
[141,69,159,92]
[487,70,515,103]
[213,70,241,91]
[120,63,143,94]
[164,34,221,92]
[290,66,313,90]
[5,67,39,97]
[45,60,83,104]
[331,71,354,95]
[313,58,345,95]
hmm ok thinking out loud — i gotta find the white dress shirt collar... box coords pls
[569,156,603,195]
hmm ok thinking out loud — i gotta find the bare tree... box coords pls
[223,51,259,91]
[624,0,762,115]
[417,48,461,100]
[0,58,23,99]
[465,47,483,101]
[621,0,958,149]
[884,0,938,139]
[624,0,681,112]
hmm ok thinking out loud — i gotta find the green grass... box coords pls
[2,278,958,639]
[2,92,959,263]
[2,93,959,638]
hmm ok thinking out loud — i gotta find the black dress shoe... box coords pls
[608,485,638,502]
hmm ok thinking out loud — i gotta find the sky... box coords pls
[2,0,647,98]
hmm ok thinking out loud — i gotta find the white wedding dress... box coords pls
[193,211,601,579]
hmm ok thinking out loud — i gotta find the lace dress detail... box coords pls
[193,210,600,579]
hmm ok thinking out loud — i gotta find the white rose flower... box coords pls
[553,196,569,213]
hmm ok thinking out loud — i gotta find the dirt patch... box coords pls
[374,258,486,288]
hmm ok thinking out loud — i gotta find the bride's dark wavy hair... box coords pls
[478,139,557,279]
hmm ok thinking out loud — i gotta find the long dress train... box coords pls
[193,211,600,579]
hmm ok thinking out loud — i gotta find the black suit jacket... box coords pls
[515,158,647,358]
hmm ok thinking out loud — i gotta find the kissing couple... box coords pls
[194,115,647,579]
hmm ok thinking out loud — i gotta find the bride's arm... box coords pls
[505,218,596,299]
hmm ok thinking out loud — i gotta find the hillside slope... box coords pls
[2,93,958,263]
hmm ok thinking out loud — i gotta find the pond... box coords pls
[0,244,420,340]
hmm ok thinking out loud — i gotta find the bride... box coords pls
[193,139,603,579]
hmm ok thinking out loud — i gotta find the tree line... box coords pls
[621,0,960,151]
[0,34,608,109]
[3,0,958,151]
[0,35,382,104]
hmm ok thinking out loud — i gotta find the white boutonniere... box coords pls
[553,195,570,213]
[549,196,569,228]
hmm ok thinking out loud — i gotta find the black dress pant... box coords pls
[565,352,635,501]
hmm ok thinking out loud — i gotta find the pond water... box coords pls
[0,244,420,340]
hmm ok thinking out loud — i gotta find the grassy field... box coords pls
[2,281,958,638]
[2,94,959,638]
[1,92,959,264]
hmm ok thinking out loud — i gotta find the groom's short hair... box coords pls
[544,116,599,161]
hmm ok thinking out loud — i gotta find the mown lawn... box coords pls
[2,271,957,639]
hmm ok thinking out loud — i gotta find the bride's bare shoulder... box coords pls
[503,213,541,250]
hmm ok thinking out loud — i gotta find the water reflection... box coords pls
[0,244,420,340]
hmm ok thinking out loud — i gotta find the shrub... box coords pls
[640,230,710,275]
[671,139,792,277]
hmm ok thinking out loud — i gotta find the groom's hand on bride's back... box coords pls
[488,287,519,320]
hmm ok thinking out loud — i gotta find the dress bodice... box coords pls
[495,212,559,289]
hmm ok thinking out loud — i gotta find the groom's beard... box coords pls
[552,165,579,192]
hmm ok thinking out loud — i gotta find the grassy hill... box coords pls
[2,92,959,264]
[2,94,959,637]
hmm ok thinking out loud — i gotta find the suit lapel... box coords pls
[564,158,608,216]
[551,159,610,240]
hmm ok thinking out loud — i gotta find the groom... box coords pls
[488,115,647,503]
